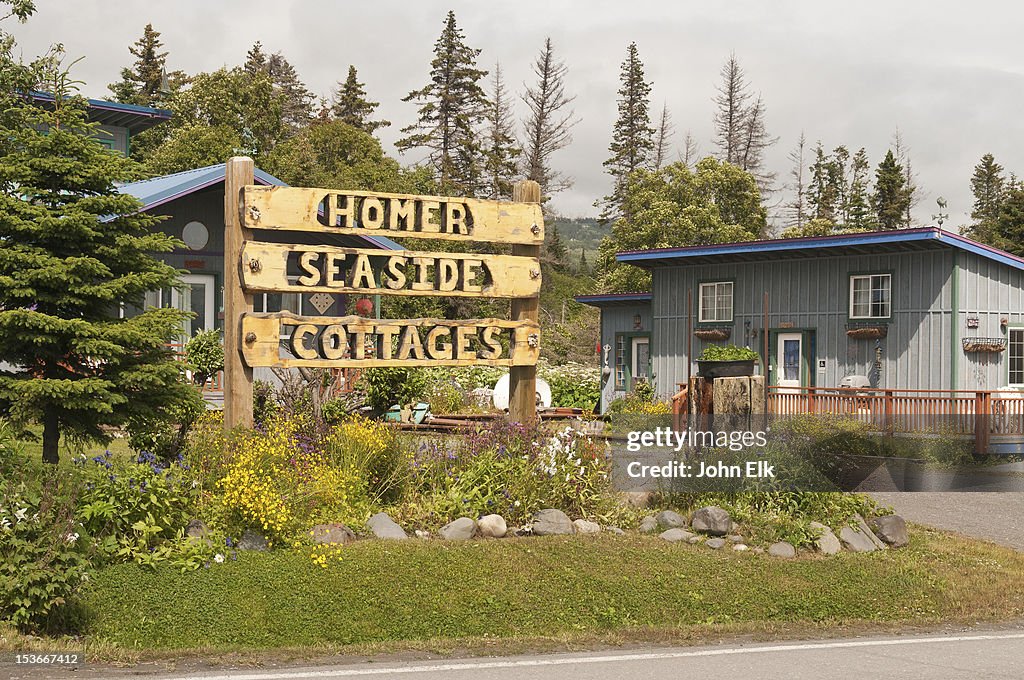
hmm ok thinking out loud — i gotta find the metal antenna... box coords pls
[932,197,948,229]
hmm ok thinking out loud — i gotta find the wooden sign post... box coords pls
[223,159,543,429]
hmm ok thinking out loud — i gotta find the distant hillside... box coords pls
[548,217,610,267]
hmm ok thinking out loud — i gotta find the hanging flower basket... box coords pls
[694,327,731,341]
[846,325,888,340]
[962,338,1006,353]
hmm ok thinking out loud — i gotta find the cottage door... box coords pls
[776,332,804,389]
[173,274,216,338]
[631,336,650,385]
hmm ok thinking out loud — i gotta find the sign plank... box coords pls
[242,186,544,245]
[240,241,541,298]
[241,312,540,369]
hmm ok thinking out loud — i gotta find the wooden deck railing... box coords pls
[768,386,1024,448]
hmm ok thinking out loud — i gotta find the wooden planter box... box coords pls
[962,338,1006,353]
[697,359,757,379]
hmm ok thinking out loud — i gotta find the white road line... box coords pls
[151,632,1024,680]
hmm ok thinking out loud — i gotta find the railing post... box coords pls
[884,389,894,435]
[807,386,816,413]
[974,391,990,456]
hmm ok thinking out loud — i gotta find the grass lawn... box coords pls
[5,526,1018,663]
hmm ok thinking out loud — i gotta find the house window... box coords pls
[615,335,627,390]
[1009,329,1024,386]
[849,274,891,319]
[699,281,733,323]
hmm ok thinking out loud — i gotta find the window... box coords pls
[849,274,891,319]
[699,281,733,323]
[615,335,627,390]
[1010,329,1024,386]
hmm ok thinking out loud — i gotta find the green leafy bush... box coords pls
[359,367,428,411]
[698,344,760,361]
[184,329,224,387]
[0,479,90,631]
[126,380,205,460]
[539,362,600,410]
[253,379,278,427]
[75,450,198,562]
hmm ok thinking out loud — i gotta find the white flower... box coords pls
[214,553,225,563]
[14,507,27,521]
[65,532,79,544]
[1,518,10,531]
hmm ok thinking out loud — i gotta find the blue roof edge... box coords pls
[615,227,1024,273]
[575,293,653,307]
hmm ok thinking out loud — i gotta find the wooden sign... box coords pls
[240,241,541,298]
[241,186,544,245]
[240,313,540,369]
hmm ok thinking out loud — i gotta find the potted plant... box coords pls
[697,344,759,379]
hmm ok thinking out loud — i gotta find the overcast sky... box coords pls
[10,0,1024,224]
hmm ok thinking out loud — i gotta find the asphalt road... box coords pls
[79,631,1022,680]
[870,491,1024,551]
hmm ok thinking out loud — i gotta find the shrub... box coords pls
[183,329,224,387]
[398,421,613,526]
[75,450,198,562]
[0,478,90,631]
[607,379,671,416]
[323,416,409,505]
[538,362,600,410]
[425,379,465,415]
[698,344,759,361]
[126,381,206,461]
[359,367,428,411]
[217,415,373,541]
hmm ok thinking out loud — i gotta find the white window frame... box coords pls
[698,281,734,323]
[1009,328,1024,387]
[849,273,891,320]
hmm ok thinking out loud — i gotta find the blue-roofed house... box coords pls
[30,91,171,155]
[113,163,400,338]
[579,228,1024,432]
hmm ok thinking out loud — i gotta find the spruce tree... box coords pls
[0,58,195,464]
[578,249,589,275]
[846,148,874,230]
[244,43,314,134]
[331,65,390,134]
[872,150,909,230]
[546,225,568,265]
[988,180,1024,256]
[713,53,750,165]
[397,10,489,196]
[481,63,520,200]
[966,153,1005,241]
[521,37,577,196]
[597,42,654,224]
[107,24,185,107]
[807,142,837,225]
[737,94,777,197]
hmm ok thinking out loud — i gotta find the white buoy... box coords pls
[492,373,552,410]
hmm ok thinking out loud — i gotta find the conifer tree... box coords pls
[244,43,314,134]
[597,42,654,224]
[481,63,520,200]
[872,149,909,230]
[737,94,777,196]
[966,153,1005,241]
[331,65,389,134]
[521,37,577,196]
[0,56,196,464]
[784,132,808,230]
[713,53,750,166]
[987,180,1024,256]
[578,248,589,275]
[546,225,568,265]
[807,142,837,225]
[107,24,185,106]
[397,11,489,196]
[846,148,874,230]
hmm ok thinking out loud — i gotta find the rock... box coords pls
[733,543,749,552]
[751,546,765,554]
[532,509,574,536]
[870,515,909,548]
[690,506,732,536]
[839,525,877,552]
[810,522,842,556]
[414,529,431,539]
[706,537,727,549]
[478,514,508,538]
[366,512,408,540]
[185,519,208,539]
[439,517,477,540]
[606,526,625,535]
[238,529,269,551]
[727,534,744,543]
[660,528,696,543]
[854,514,888,550]
[768,541,797,558]
[310,523,356,545]
[687,535,703,544]
[655,510,687,529]
[573,519,601,534]
[638,516,659,533]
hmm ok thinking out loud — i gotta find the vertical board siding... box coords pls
[651,250,955,400]
[958,252,1024,390]
[600,305,652,407]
